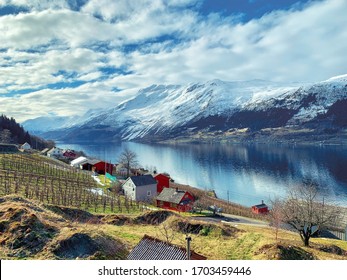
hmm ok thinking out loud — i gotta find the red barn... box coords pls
[92,161,113,175]
[154,173,170,193]
[156,187,194,212]
[251,200,269,214]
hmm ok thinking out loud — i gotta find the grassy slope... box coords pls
[1,194,347,260]
[1,153,347,260]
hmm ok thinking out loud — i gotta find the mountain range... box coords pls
[22,74,347,144]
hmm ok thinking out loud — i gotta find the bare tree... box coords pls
[281,181,341,247]
[269,197,284,242]
[157,222,177,243]
[118,148,138,178]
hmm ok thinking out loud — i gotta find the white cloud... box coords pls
[0,0,69,10]
[0,0,347,123]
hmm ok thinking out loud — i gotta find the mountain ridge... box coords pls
[23,75,347,144]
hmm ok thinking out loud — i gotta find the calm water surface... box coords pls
[57,142,347,207]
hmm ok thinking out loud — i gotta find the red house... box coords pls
[63,150,77,159]
[156,187,195,212]
[251,200,269,214]
[92,161,113,175]
[154,173,170,193]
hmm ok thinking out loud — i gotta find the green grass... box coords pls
[227,232,263,260]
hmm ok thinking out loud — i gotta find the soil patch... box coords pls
[0,204,57,258]
[256,243,316,260]
[134,210,177,225]
[175,219,239,236]
[53,233,129,260]
[319,245,347,256]
[45,205,97,223]
[100,215,132,226]
[53,233,98,259]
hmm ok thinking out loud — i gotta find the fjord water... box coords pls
[58,142,347,207]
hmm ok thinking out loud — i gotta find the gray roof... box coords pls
[127,235,206,260]
[130,175,157,187]
[84,159,101,165]
[156,188,187,204]
[253,203,268,209]
[40,148,50,154]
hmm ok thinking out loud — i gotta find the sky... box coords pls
[0,0,346,122]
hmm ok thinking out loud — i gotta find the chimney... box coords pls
[261,200,264,204]
[185,235,191,260]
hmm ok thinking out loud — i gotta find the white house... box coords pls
[122,175,157,202]
[20,142,31,150]
[47,147,64,158]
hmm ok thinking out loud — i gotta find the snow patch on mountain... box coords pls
[27,75,347,142]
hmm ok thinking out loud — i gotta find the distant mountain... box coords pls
[22,115,76,134]
[30,75,347,143]
[0,114,54,149]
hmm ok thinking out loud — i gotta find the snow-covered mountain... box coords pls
[29,75,347,142]
[22,115,76,134]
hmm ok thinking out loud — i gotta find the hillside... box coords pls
[0,115,54,149]
[1,153,347,260]
[1,195,347,260]
[24,75,347,144]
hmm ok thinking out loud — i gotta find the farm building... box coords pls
[90,160,113,175]
[40,148,50,155]
[251,200,269,214]
[70,156,88,168]
[122,175,157,202]
[20,142,31,151]
[127,235,206,260]
[63,149,77,159]
[47,147,64,158]
[156,187,194,212]
[154,173,170,194]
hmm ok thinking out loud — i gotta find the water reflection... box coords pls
[57,142,347,207]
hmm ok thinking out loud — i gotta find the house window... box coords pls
[147,190,151,196]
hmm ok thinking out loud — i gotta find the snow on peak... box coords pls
[325,74,347,82]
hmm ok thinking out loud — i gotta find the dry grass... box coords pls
[1,194,347,260]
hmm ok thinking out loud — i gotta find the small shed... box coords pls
[154,173,170,194]
[156,187,194,212]
[127,235,206,260]
[122,175,157,202]
[251,200,269,214]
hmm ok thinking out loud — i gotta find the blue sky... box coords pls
[0,0,346,122]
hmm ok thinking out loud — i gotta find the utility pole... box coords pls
[185,235,191,260]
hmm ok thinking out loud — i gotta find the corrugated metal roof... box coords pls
[130,175,157,187]
[127,235,206,260]
[156,188,187,204]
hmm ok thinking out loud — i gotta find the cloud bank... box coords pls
[0,0,346,122]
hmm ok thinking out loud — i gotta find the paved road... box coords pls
[192,213,269,227]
